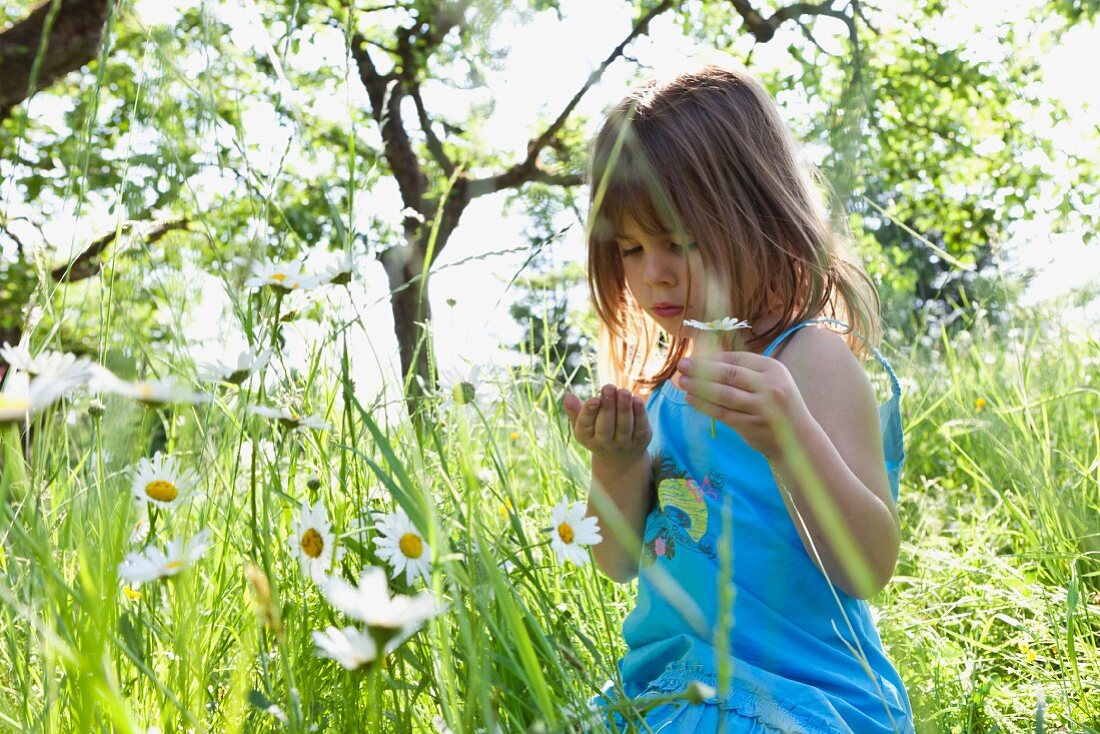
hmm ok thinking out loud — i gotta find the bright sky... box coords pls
[4,0,1098,399]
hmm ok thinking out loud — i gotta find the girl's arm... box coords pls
[563,386,654,583]
[675,328,900,600]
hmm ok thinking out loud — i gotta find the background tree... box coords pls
[1,0,1096,408]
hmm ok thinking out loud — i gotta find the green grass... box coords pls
[1,280,1098,733]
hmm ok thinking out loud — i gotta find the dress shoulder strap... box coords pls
[762,318,901,401]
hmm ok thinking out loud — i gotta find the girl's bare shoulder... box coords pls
[772,325,876,412]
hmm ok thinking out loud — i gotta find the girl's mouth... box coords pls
[652,305,683,318]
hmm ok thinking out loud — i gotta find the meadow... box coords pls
[0,265,1097,734]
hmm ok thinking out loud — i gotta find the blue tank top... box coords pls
[592,318,914,733]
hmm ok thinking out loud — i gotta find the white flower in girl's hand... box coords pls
[547,500,602,566]
[683,317,751,332]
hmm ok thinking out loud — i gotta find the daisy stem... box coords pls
[144,507,158,549]
[0,422,29,503]
[369,664,381,731]
[710,417,717,440]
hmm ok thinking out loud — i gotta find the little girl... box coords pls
[562,60,914,733]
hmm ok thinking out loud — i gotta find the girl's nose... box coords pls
[644,252,676,286]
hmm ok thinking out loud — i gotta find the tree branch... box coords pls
[0,220,29,258]
[729,0,854,44]
[350,33,426,212]
[51,218,188,283]
[851,1,879,35]
[468,0,675,199]
[0,0,114,117]
[408,83,455,176]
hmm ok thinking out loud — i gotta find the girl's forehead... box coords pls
[614,216,660,240]
[613,214,692,241]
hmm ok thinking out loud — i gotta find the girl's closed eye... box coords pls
[621,245,643,257]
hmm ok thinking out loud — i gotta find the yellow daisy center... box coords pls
[271,272,288,283]
[145,480,178,503]
[166,560,183,572]
[398,532,423,559]
[557,522,574,545]
[0,395,30,411]
[301,528,325,558]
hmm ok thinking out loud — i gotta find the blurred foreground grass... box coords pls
[0,284,1097,733]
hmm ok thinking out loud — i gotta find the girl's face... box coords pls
[615,216,712,336]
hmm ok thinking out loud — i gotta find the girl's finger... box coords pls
[562,393,581,424]
[593,385,617,441]
[712,351,771,371]
[615,388,634,441]
[683,390,753,427]
[632,395,652,444]
[678,373,754,413]
[699,360,761,396]
[574,394,600,438]
[680,357,764,391]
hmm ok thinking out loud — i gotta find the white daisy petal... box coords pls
[198,346,272,385]
[92,371,210,406]
[249,405,330,431]
[0,343,96,382]
[311,626,377,670]
[437,362,488,412]
[117,529,210,583]
[245,259,323,293]
[1,354,94,423]
[683,317,752,332]
[319,566,442,653]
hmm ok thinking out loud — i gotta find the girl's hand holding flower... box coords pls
[675,352,812,460]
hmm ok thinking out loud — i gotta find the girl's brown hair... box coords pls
[586,60,882,395]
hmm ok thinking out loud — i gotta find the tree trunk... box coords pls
[0,0,114,118]
[381,243,434,421]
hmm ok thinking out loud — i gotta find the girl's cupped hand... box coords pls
[674,352,812,459]
[563,385,652,465]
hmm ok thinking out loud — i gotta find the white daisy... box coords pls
[130,507,151,544]
[117,529,211,584]
[91,370,211,407]
[311,625,377,670]
[249,405,329,431]
[0,377,35,424]
[437,363,485,410]
[318,252,353,286]
[683,317,752,332]
[129,452,197,510]
[198,346,272,385]
[245,259,321,293]
[547,500,602,566]
[0,370,89,424]
[0,343,96,382]
[372,507,432,586]
[290,500,344,583]
[320,566,441,652]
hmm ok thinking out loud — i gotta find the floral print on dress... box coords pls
[640,452,724,566]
